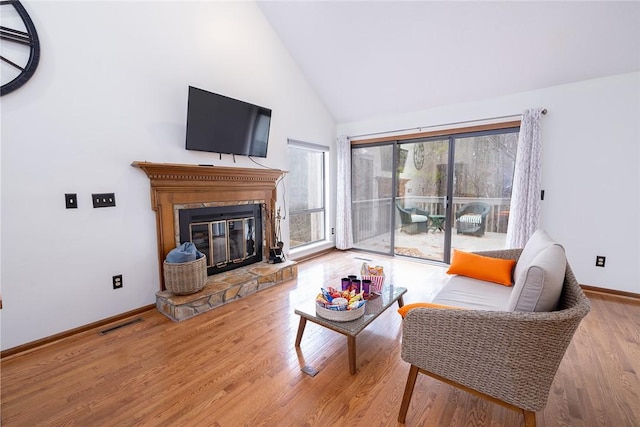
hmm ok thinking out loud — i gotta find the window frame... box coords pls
[350,121,520,263]
[287,139,329,250]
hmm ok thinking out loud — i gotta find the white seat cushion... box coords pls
[410,214,428,223]
[458,214,482,224]
[429,229,566,313]
[433,275,513,311]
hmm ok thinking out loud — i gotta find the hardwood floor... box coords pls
[2,250,639,426]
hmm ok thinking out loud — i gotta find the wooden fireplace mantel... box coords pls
[132,161,285,290]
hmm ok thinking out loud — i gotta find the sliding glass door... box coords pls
[351,126,519,263]
[450,132,518,254]
[395,139,449,261]
[351,144,394,254]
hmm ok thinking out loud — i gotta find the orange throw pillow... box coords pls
[398,302,463,318]
[446,249,515,286]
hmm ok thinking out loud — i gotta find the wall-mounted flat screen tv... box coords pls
[185,86,271,158]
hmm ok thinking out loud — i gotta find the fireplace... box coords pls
[178,203,263,275]
[132,161,285,291]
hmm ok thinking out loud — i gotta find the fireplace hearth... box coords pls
[155,260,297,321]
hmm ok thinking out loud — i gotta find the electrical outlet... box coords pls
[113,274,123,289]
[93,193,116,208]
[595,256,606,268]
[331,227,335,235]
[65,193,78,209]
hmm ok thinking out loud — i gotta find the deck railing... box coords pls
[352,197,511,243]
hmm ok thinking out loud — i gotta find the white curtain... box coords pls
[506,108,545,248]
[336,135,353,249]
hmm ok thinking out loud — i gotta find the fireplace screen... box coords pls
[179,203,263,275]
[190,217,256,268]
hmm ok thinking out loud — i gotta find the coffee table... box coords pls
[294,285,407,375]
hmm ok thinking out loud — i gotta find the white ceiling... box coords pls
[257,1,640,123]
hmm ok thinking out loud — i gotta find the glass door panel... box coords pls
[352,144,394,254]
[450,131,518,257]
[228,219,244,262]
[211,220,227,266]
[245,218,256,257]
[190,222,211,266]
[394,139,449,262]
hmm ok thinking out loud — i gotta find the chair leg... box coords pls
[523,410,536,427]
[398,364,420,423]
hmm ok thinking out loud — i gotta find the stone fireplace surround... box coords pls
[133,161,297,321]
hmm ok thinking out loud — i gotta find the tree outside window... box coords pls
[288,144,326,248]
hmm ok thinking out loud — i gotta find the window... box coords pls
[288,140,328,248]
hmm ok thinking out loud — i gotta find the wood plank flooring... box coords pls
[2,250,639,426]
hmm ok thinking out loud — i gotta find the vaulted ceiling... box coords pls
[258,1,640,123]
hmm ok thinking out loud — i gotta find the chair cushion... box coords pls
[432,275,513,311]
[410,214,428,223]
[446,249,515,286]
[514,229,556,282]
[458,214,482,224]
[507,232,566,312]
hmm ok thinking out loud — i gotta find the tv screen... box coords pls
[185,86,271,158]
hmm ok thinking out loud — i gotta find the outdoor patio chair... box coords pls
[396,202,429,234]
[455,202,490,236]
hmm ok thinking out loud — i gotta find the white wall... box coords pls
[0,1,335,350]
[338,72,640,294]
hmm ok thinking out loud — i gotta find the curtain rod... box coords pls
[348,108,547,140]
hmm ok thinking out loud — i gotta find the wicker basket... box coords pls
[316,302,365,322]
[163,256,207,295]
[362,275,385,294]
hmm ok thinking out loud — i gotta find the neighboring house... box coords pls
[1,1,638,353]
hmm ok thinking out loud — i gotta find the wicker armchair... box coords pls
[455,202,491,236]
[396,202,429,234]
[398,249,591,427]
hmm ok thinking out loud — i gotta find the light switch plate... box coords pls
[65,193,77,209]
[92,193,116,208]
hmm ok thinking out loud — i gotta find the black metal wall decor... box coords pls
[413,143,425,170]
[1,0,40,96]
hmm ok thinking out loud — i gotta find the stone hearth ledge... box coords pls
[156,260,297,321]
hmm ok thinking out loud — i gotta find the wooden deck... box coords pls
[358,229,508,260]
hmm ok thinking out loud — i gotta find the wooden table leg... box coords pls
[347,335,357,374]
[397,295,405,308]
[295,317,307,347]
